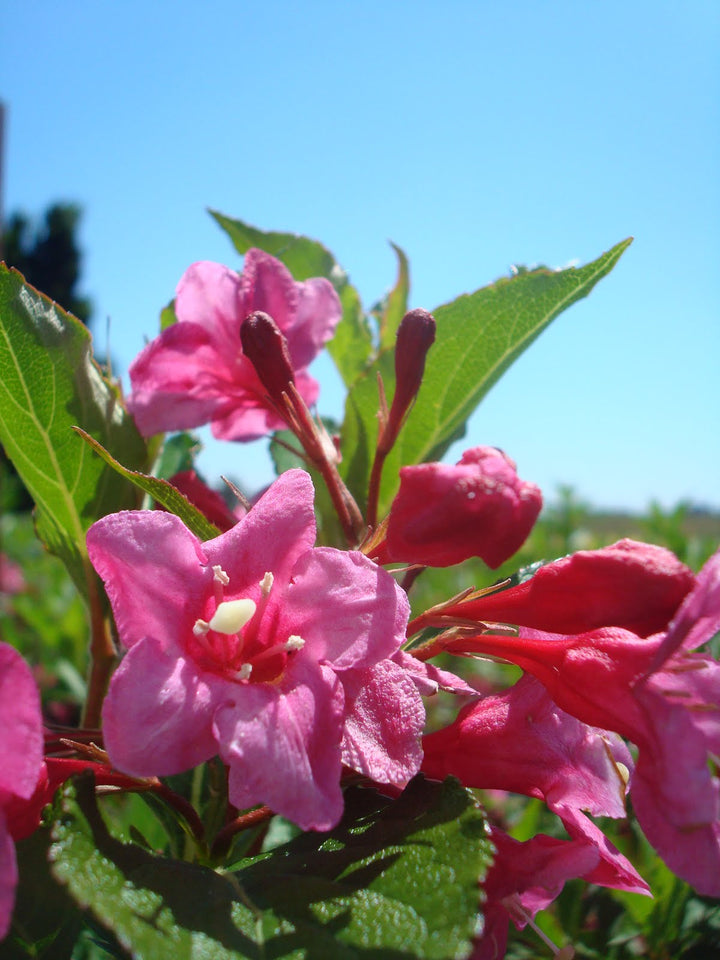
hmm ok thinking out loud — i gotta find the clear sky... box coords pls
[2,1,718,510]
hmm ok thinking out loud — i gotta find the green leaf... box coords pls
[74,429,221,542]
[378,242,410,351]
[160,298,178,330]
[0,266,148,597]
[209,210,373,386]
[340,239,633,514]
[50,774,491,960]
[153,432,201,479]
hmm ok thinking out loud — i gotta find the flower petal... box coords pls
[102,636,219,778]
[87,511,210,652]
[0,814,17,941]
[340,660,424,783]
[215,659,344,831]
[203,469,317,593]
[0,644,43,801]
[282,548,409,669]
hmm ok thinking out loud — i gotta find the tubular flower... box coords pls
[127,250,341,441]
[473,823,649,960]
[87,469,424,831]
[375,446,542,568]
[416,538,694,637]
[445,547,720,896]
[0,643,43,940]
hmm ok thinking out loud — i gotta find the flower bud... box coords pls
[240,310,295,405]
[390,309,436,428]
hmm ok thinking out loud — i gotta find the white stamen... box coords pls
[616,762,630,787]
[285,635,305,651]
[213,565,230,585]
[193,619,210,636]
[259,571,274,598]
[234,663,253,681]
[208,598,257,634]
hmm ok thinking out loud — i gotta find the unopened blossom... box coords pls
[445,547,720,896]
[128,250,341,441]
[417,538,693,638]
[87,469,424,831]
[165,470,244,532]
[375,447,542,568]
[0,643,43,940]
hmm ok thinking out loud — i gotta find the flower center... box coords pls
[191,567,304,683]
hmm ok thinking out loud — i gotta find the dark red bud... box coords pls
[240,311,295,404]
[393,309,436,414]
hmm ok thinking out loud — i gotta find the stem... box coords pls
[82,563,117,728]
[366,447,386,531]
[210,805,273,861]
[152,780,206,846]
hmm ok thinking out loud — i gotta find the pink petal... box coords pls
[281,548,410,670]
[650,546,720,669]
[175,261,244,356]
[287,277,343,369]
[0,815,17,941]
[422,675,630,820]
[393,650,479,697]
[215,660,345,831]
[340,660,424,783]
[203,469,317,593]
[87,511,210,652]
[102,636,219,778]
[0,644,43,801]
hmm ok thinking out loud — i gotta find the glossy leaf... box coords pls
[50,774,491,960]
[378,242,410,351]
[73,428,220,542]
[340,239,633,514]
[0,266,148,596]
[209,209,373,386]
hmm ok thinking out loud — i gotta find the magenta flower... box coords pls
[128,250,341,441]
[419,538,694,638]
[0,643,43,940]
[375,447,542,568]
[446,547,720,896]
[87,469,423,831]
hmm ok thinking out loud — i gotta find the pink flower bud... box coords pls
[390,309,436,426]
[379,446,542,568]
[240,310,295,406]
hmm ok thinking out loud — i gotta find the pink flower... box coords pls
[128,250,341,441]
[0,556,25,596]
[473,821,649,960]
[422,675,633,824]
[423,539,694,638]
[87,469,424,831]
[375,447,542,568]
[446,547,720,896]
[0,643,43,940]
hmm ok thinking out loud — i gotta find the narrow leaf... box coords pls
[340,239,633,514]
[0,267,148,596]
[73,429,221,542]
[378,241,410,351]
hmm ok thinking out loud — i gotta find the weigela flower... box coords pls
[474,821,649,960]
[0,643,43,939]
[128,250,341,441]
[87,469,424,831]
[422,675,633,825]
[420,538,694,638]
[446,547,720,896]
[375,447,542,568]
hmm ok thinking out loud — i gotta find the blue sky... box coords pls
[2,1,718,510]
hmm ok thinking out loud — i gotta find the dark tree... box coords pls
[3,202,92,324]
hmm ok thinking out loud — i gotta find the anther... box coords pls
[208,598,257,635]
[259,571,274,598]
[213,565,230,585]
[234,663,253,681]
